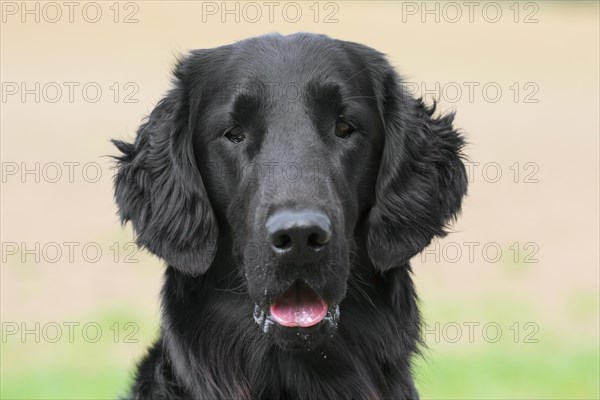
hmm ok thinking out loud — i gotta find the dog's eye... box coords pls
[335,118,355,139]
[224,126,245,143]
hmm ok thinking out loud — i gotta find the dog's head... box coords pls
[113,33,467,350]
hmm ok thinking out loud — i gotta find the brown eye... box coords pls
[335,118,355,139]
[225,126,245,143]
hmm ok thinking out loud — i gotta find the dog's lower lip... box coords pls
[269,281,328,328]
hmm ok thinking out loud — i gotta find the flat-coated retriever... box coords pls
[113,33,467,400]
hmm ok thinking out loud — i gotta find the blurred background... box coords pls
[1,1,598,398]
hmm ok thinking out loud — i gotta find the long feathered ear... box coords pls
[367,71,468,271]
[112,57,218,276]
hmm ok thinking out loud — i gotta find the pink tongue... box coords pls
[270,282,328,328]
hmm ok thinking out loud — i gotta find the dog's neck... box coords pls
[139,261,420,400]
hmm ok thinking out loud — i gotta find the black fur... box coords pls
[113,33,467,400]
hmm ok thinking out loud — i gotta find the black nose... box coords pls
[266,210,331,255]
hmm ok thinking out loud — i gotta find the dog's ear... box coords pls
[112,54,218,276]
[367,71,468,271]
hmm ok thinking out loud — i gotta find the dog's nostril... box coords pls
[307,232,329,248]
[266,209,331,254]
[273,233,292,249]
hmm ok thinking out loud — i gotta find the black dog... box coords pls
[113,33,467,400]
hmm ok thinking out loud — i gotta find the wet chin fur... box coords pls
[254,304,340,350]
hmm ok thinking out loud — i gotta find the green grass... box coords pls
[1,310,157,399]
[414,343,600,399]
[2,367,130,399]
[2,342,597,399]
[1,310,598,399]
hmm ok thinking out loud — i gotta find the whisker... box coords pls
[341,65,373,84]
[213,284,246,295]
[341,95,377,102]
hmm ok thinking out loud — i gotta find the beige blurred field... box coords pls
[1,1,598,399]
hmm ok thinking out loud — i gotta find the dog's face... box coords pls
[113,34,467,351]
[191,37,384,349]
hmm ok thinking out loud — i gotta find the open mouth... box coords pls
[269,281,328,328]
